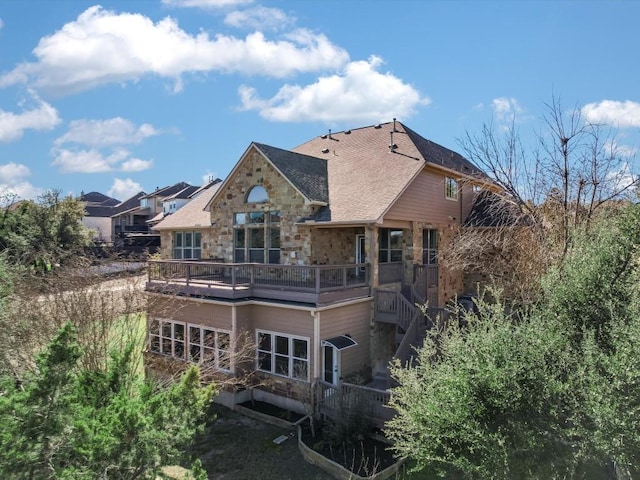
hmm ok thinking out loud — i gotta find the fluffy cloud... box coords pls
[108,178,145,200]
[491,97,524,123]
[51,148,152,174]
[55,117,159,148]
[238,56,429,123]
[224,6,294,30]
[0,162,43,201]
[582,100,640,128]
[121,158,154,172]
[0,6,348,94]
[0,96,60,142]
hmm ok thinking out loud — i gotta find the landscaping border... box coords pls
[296,425,405,480]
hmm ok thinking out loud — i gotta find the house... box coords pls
[147,183,201,228]
[152,178,223,259]
[79,191,121,244]
[144,120,485,413]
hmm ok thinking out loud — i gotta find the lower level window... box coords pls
[188,325,231,372]
[173,231,202,259]
[256,330,309,380]
[149,319,185,358]
[149,319,231,372]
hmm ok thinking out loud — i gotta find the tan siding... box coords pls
[148,297,232,330]
[385,169,461,224]
[319,301,372,379]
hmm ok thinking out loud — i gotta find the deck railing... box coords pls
[148,260,370,294]
[317,381,394,427]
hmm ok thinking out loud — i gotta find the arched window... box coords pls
[246,185,268,203]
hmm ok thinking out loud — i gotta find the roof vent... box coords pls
[345,130,351,135]
[389,132,398,152]
[320,134,327,139]
[374,124,382,129]
[321,148,330,154]
[393,117,398,132]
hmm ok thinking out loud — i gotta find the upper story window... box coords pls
[173,231,202,259]
[379,228,403,263]
[246,185,269,203]
[140,198,149,208]
[422,229,438,265]
[234,211,280,263]
[445,177,458,201]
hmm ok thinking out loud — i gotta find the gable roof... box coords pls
[111,191,147,217]
[205,143,328,211]
[80,191,120,205]
[292,120,483,224]
[140,182,194,200]
[165,185,200,201]
[154,181,223,230]
[253,143,328,204]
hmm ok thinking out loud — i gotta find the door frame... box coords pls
[323,344,340,385]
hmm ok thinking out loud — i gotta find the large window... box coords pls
[379,228,403,263]
[149,319,231,372]
[257,330,309,380]
[445,177,458,200]
[422,229,438,265]
[173,231,202,259]
[149,319,185,358]
[234,211,280,263]
[188,325,231,372]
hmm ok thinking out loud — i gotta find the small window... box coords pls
[257,330,309,380]
[246,185,268,203]
[445,177,458,200]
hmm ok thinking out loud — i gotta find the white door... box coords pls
[323,345,339,385]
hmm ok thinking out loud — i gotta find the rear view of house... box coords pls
[145,120,485,412]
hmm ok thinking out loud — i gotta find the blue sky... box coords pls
[1,0,639,201]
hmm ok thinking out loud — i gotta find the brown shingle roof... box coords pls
[291,122,424,223]
[153,182,222,231]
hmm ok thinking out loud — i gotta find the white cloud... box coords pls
[0,162,30,184]
[55,117,159,148]
[582,100,640,128]
[491,97,524,123]
[0,95,60,142]
[224,6,294,31]
[50,148,141,174]
[162,0,253,8]
[121,158,154,172]
[0,162,43,201]
[0,6,348,94]
[605,140,638,159]
[108,178,145,200]
[238,56,429,123]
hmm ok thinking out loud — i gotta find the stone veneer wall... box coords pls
[205,147,320,264]
[158,228,216,260]
[309,227,364,265]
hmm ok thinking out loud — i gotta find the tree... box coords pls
[0,322,214,479]
[446,97,638,304]
[0,190,93,268]
[387,204,640,478]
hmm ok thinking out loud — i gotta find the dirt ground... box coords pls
[192,404,333,480]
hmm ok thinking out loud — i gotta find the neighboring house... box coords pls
[148,184,201,227]
[145,120,485,412]
[152,178,223,259]
[79,191,121,244]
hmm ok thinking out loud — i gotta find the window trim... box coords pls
[149,318,186,359]
[422,228,438,265]
[188,325,232,373]
[173,230,202,259]
[234,210,280,264]
[378,228,403,263]
[445,177,458,201]
[256,330,309,381]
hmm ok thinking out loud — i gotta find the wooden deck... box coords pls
[146,260,371,305]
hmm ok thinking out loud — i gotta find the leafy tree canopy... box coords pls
[0,322,215,479]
